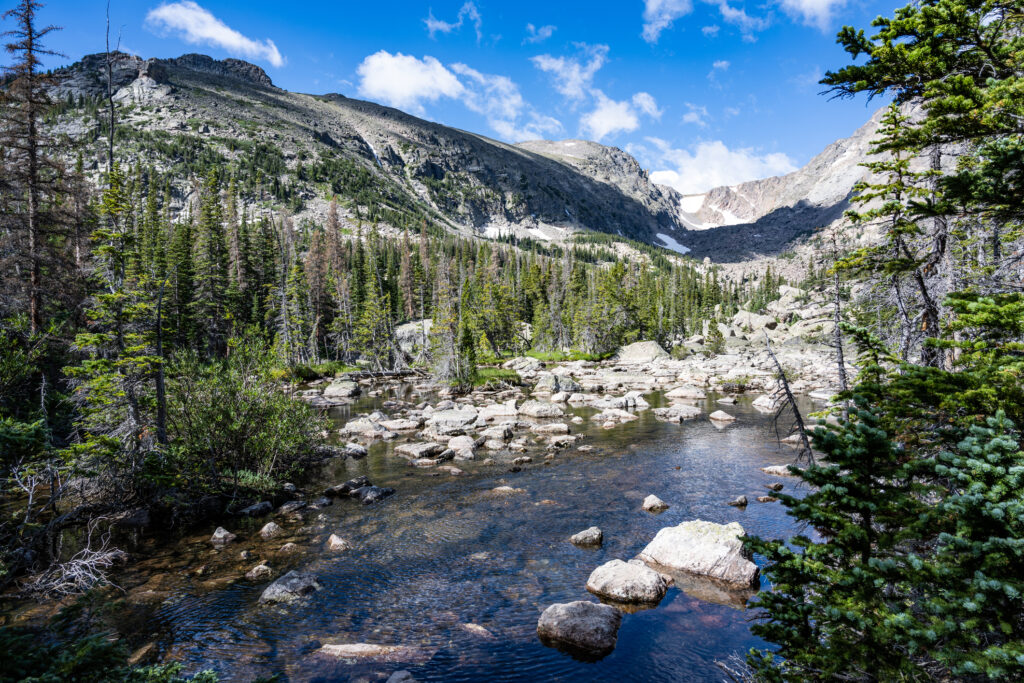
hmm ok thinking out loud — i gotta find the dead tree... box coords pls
[765,331,814,464]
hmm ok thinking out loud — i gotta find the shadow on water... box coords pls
[94,390,821,681]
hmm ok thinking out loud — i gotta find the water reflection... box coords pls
[113,389,815,681]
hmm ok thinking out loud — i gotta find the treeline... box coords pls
[743,0,1024,680]
[0,0,778,604]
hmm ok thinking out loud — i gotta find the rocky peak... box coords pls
[53,51,274,99]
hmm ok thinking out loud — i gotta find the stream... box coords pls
[23,388,818,681]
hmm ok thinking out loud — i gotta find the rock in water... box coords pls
[536,601,622,659]
[259,570,320,604]
[259,522,283,539]
[326,534,351,551]
[323,380,360,398]
[638,520,759,589]
[238,501,272,517]
[709,410,736,422]
[210,527,236,546]
[518,400,564,418]
[761,464,801,477]
[353,485,395,505]
[586,559,668,604]
[652,405,702,422]
[727,495,748,507]
[570,527,603,548]
[315,643,436,664]
[642,494,669,512]
[245,564,272,580]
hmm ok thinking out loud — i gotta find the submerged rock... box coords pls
[586,559,669,604]
[352,485,395,505]
[315,643,436,664]
[537,600,622,658]
[395,442,445,459]
[638,520,759,589]
[323,475,371,497]
[570,527,603,548]
[259,570,320,604]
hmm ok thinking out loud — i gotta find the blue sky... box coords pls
[23,0,895,194]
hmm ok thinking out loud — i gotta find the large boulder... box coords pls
[394,319,432,354]
[616,341,669,364]
[535,374,582,394]
[478,400,519,422]
[426,408,478,435]
[519,400,564,418]
[259,570,320,604]
[586,559,669,604]
[323,380,360,399]
[394,442,445,459]
[665,385,706,400]
[537,601,622,659]
[638,520,759,589]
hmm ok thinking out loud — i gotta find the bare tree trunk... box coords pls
[765,332,814,464]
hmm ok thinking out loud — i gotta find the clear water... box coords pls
[105,389,814,681]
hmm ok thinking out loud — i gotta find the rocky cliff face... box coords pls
[49,52,685,248]
[671,107,889,261]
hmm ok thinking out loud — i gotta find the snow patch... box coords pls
[679,194,706,213]
[529,228,551,241]
[657,233,691,255]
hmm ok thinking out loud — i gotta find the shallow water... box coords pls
[104,389,817,681]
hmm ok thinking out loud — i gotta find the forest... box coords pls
[0,0,1023,680]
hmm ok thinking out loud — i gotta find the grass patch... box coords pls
[472,367,521,388]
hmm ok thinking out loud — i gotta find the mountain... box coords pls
[50,52,687,248]
[671,107,887,261]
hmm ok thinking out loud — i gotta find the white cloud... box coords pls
[425,2,483,42]
[702,24,720,37]
[645,137,797,193]
[642,0,769,43]
[778,0,847,30]
[531,43,609,101]
[631,92,663,119]
[682,102,709,127]
[145,1,284,67]
[451,63,563,141]
[642,0,693,43]
[712,59,730,70]
[725,106,741,116]
[523,23,556,44]
[580,91,640,141]
[356,51,465,113]
[356,51,559,142]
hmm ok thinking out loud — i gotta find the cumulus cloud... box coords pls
[579,90,662,141]
[642,0,769,43]
[644,137,797,193]
[531,43,609,101]
[702,24,721,37]
[356,51,559,142]
[580,91,640,141]
[425,2,483,42]
[778,0,847,30]
[145,1,284,67]
[523,23,556,44]
[357,51,464,113]
[451,63,563,140]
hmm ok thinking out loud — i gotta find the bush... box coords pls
[163,337,328,500]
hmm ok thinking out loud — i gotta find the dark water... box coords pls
[106,390,815,682]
